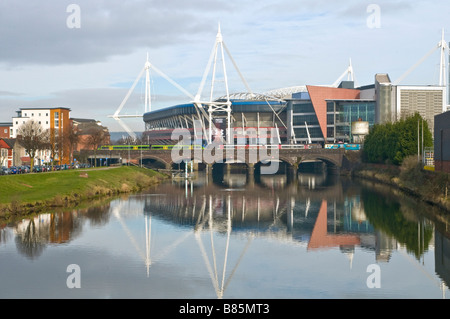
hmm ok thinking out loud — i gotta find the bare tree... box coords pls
[65,128,79,164]
[17,121,49,172]
[45,128,59,169]
[86,129,108,167]
[116,135,140,145]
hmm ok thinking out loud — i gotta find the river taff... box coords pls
[1,170,449,299]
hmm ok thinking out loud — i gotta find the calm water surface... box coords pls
[1,171,450,299]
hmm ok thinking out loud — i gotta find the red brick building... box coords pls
[0,138,15,167]
[71,118,110,151]
[0,122,12,138]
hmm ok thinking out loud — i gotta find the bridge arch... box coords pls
[141,155,171,169]
[300,155,339,166]
[298,156,340,173]
[254,157,292,175]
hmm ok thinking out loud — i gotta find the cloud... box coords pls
[0,0,449,135]
[0,0,224,67]
[0,90,24,97]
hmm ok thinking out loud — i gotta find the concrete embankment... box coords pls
[0,166,169,221]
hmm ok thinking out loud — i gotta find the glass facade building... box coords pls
[289,97,375,144]
[290,99,324,142]
[326,100,375,142]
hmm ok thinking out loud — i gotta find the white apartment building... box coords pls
[11,107,71,165]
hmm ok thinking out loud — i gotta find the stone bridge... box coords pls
[95,146,345,173]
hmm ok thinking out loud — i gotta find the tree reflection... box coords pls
[15,219,47,259]
[13,203,111,259]
[82,204,111,227]
[0,226,11,245]
[361,188,433,259]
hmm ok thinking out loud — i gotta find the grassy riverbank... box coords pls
[0,165,168,219]
[344,151,450,213]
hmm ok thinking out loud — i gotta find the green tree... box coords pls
[363,113,432,165]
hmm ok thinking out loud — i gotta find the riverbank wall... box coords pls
[341,151,450,213]
[0,166,169,221]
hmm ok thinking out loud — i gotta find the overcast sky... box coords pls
[1,0,449,132]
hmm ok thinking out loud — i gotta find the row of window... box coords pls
[15,120,50,125]
[292,102,314,114]
[21,111,60,116]
[293,126,353,141]
[22,112,51,117]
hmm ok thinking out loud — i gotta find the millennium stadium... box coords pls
[112,27,449,151]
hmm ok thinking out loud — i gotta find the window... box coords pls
[294,126,323,139]
[293,102,315,114]
[327,127,335,139]
[327,102,335,112]
[54,112,60,127]
[327,113,335,124]
[293,114,319,126]
[335,125,351,140]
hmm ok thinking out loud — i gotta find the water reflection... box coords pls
[147,171,450,295]
[1,170,450,298]
[4,204,109,259]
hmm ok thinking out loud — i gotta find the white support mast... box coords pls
[109,54,194,139]
[394,29,448,87]
[305,122,312,144]
[144,53,151,114]
[439,29,448,112]
[332,59,355,87]
[439,28,447,87]
[194,24,253,145]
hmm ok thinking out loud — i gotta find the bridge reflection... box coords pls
[144,172,385,257]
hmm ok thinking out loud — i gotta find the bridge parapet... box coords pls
[95,146,345,170]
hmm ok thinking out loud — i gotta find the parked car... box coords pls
[1,166,11,175]
[20,166,30,173]
[33,165,43,173]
